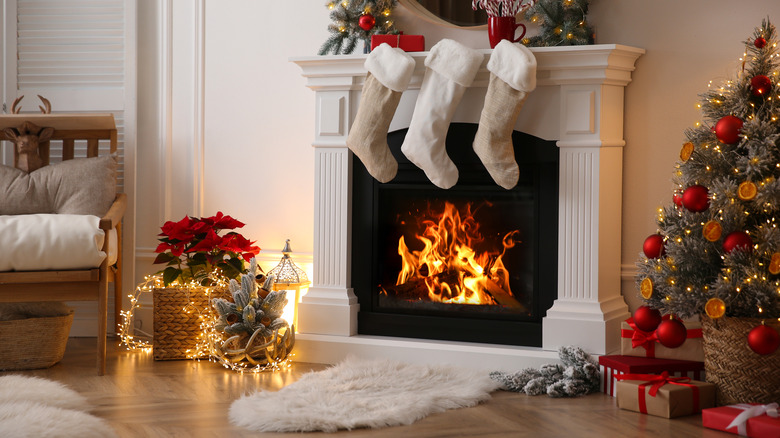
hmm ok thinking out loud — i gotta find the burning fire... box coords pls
[384,201,521,307]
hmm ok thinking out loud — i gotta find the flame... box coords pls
[389,202,520,306]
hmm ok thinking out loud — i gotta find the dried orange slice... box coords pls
[770,252,780,275]
[680,142,694,161]
[702,220,723,242]
[738,181,758,201]
[640,277,654,299]
[705,297,726,319]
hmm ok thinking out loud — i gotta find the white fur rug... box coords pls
[0,375,116,437]
[230,356,501,433]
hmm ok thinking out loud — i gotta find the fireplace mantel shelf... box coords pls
[291,44,644,370]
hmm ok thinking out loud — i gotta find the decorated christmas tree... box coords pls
[523,0,593,46]
[319,0,398,55]
[636,19,780,356]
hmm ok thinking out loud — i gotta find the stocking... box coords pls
[473,40,537,189]
[346,43,415,183]
[401,39,483,189]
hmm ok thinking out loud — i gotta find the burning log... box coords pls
[484,279,527,311]
[381,270,460,300]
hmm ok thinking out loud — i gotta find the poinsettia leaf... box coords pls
[162,267,181,286]
[153,252,175,264]
[226,256,244,273]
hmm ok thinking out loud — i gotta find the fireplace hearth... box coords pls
[352,124,558,346]
[291,44,644,370]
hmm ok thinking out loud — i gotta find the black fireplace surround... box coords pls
[351,123,558,347]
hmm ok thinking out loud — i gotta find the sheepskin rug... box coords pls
[229,356,501,433]
[0,375,116,437]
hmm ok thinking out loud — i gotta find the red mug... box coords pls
[488,16,526,48]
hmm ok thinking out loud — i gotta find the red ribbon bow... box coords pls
[615,371,700,414]
[622,317,658,357]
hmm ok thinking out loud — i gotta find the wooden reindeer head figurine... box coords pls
[3,95,54,172]
[3,122,54,172]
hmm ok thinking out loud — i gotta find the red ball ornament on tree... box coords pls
[358,14,376,31]
[755,37,767,49]
[656,318,688,348]
[633,306,662,332]
[643,234,666,259]
[673,191,683,208]
[682,185,709,212]
[747,324,780,355]
[715,115,743,144]
[750,75,772,97]
[722,231,753,254]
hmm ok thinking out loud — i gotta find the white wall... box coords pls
[134,0,780,331]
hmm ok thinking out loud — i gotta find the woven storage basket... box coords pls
[153,286,227,360]
[0,310,74,371]
[701,316,780,405]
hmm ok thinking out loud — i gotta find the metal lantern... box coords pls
[268,239,310,331]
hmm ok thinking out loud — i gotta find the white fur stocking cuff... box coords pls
[424,39,483,87]
[365,43,416,92]
[487,40,537,92]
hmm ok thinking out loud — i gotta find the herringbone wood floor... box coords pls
[1,338,733,437]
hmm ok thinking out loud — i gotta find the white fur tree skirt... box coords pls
[0,375,116,437]
[229,356,501,433]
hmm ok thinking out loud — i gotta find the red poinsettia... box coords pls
[153,212,260,286]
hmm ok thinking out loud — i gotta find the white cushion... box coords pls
[0,214,117,271]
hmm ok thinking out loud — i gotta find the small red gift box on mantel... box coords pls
[615,372,716,418]
[598,355,704,397]
[370,34,425,52]
[621,317,704,362]
[702,403,780,437]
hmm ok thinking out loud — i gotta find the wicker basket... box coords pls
[701,316,780,405]
[152,286,227,360]
[0,310,74,371]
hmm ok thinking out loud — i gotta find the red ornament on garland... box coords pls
[755,37,767,48]
[358,14,376,31]
[714,115,743,144]
[656,318,688,348]
[682,185,710,212]
[722,231,753,253]
[747,324,780,355]
[673,191,683,208]
[643,234,666,259]
[750,75,772,97]
[633,306,663,332]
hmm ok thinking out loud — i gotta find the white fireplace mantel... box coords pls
[291,44,644,370]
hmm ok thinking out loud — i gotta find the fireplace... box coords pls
[291,44,644,370]
[352,124,558,346]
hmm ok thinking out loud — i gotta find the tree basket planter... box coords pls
[0,310,74,370]
[701,316,780,405]
[214,325,295,367]
[153,286,228,360]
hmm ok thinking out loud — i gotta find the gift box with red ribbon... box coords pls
[620,317,704,361]
[615,371,716,418]
[702,403,780,437]
[370,34,425,52]
[598,355,705,397]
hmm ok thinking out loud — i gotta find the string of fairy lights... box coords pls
[118,272,293,373]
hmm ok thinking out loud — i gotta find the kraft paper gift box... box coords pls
[370,34,425,52]
[702,403,780,437]
[615,372,716,418]
[598,355,705,397]
[621,318,704,362]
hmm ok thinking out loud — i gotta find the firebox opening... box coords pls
[351,123,558,347]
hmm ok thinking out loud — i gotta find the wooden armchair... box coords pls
[0,113,125,375]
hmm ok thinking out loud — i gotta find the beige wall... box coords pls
[135,1,780,324]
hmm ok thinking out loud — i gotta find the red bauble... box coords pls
[633,306,663,332]
[715,115,743,144]
[747,324,780,355]
[682,185,709,212]
[643,234,666,259]
[750,75,772,97]
[755,37,767,48]
[722,231,753,254]
[358,14,376,31]
[673,191,683,208]
[656,318,688,348]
